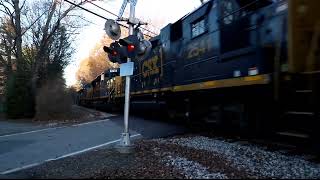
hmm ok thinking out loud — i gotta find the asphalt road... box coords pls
[0,121,45,137]
[0,115,187,176]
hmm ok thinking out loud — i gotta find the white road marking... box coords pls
[0,119,111,138]
[46,134,141,162]
[0,163,40,175]
[0,134,142,175]
[0,127,67,138]
[71,119,110,127]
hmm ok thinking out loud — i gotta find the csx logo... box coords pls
[142,56,160,78]
[187,38,211,59]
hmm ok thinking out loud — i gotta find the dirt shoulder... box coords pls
[0,106,116,136]
[32,105,116,127]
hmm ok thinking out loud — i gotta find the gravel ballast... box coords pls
[162,155,228,179]
[154,136,320,179]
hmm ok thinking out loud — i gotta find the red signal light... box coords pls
[112,51,118,56]
[127,44,135,52]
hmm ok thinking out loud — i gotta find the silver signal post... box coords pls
[103,0,151,151]
[118,0,138,148]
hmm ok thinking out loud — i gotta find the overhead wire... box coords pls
[64,0,129,31]
[64,0,109,20]
[64,0,156,38]
[88,1,118,18]
[87,1,158,36]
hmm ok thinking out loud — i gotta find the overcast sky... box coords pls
[63,0,202,86]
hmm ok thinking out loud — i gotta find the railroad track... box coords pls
[181,119,320,163]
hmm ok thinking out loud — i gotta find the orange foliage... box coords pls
[76,35,114,85]
[76,27,130,85]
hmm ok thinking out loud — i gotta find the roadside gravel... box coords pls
[4,142,185,179]
[154,136,320,179]
[4,135,320,179]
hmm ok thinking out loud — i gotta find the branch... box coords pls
[20,0,27,10]
[44,0,100,44]
[0,54,7,66]
[21,10,47,37]
[0,2,14,16]
[66,14,99,26]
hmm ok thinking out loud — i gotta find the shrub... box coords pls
[5,72,35,119]
[35,78,73,120]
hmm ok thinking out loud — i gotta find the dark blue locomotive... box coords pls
[79,0,320,139]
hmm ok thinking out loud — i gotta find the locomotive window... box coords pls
[191,18,207,38]
[171,20,183,41]
[221,0,238,25]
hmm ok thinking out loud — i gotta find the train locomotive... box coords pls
[78,0,320,140]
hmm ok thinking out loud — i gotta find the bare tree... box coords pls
[0,0,103,118]
[0,18,15,76]
[24,0,102,93]
[0,0,29,71]
[0,0,101,78]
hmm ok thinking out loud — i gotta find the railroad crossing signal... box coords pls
[118,0,138,19]
[103,41,126,64]
[118,35,152,60]
[119,35,140,59]
[103,35,152,63]
[136,39,152,61]
[104,19,121,40]
[130,0,138,7]
[118,0,128,19]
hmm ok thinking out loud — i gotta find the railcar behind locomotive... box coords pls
[78,0,320,139]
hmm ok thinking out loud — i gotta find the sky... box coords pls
[63,0,202,86]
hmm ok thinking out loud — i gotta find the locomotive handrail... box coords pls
[183,56,218,68]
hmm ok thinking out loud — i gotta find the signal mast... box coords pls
[103,0,152,149]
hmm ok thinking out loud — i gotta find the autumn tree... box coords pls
[0,0,102,118]
[76,34,113,85]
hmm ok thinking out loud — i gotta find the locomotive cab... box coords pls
[219,0,275,53]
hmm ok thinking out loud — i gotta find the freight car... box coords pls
[78,0,320,140]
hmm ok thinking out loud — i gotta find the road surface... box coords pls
[0,115,187,176]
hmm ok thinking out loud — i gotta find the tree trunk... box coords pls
[31,0,58,95]
[13,0,23,70]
